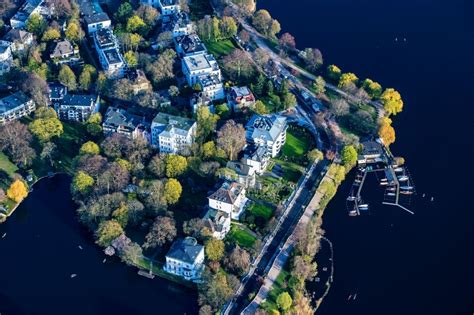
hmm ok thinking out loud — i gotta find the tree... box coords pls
[205,238,225,261]
[380,88,403,115]
[148,155,166,177]
[196,106,219,143]
[163,178,182,205]
[217,120,246,161]
[145,49,176,86]
[144,216,177,249]
[26,13,45,36]
[58,65,77,91]
[7,180,28,203]
[202,141,216,159]
[80,141,100,155]
[222,49,254,80]
[126,15,146,34]
[232,0,256,15]
[224,246,250,275]
[220,16,238,39]
[252,100,268,115]
[0,121,36,166]
[199,271,234,310]
[136,4,159,26]
[238,30,250,44]
[282,92,297,109]
[115,2,133,23]
[121,241,143,265]
[95,220,123,247]
[215,103,230,119]
[79,64,97,91]
[65,20,83,42]
[253,48,270,68]
[329,98,349,117]
[378,117,396,146]
[29,108,63,142]
[302,48,323,71]
[341,145,358,167]
[362,78,383,99]
[76,192,125,227]
[276,292,293,311]
[40,141,56,166]
[96,162,130,194]
[42,27,60,41]
[307,149,323,162]
[252,10,280,37]
[72,171,94,194]
[86,112,102,136]
[183,218,211,241]
[0,188,6,202]
[124,50,138,67]
[312,76,326,95]
[165,154,187,178]
[46,0,72,19]
[338,72,359,89]
[20,71,49,107]
[327,64,342,81]
[279,32,296,52]
[112,202,129,228]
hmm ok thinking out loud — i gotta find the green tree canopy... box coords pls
[95,220,124,247]
[338,72,359,89]
[163,178,182,205]
[80,141,100,155]
[327,64,342,81]
[341,145,358,167]
[276,292,293,311]
[42,27,61,41]
[72,171,94,194]
[165,154,188,178]
[126,15,146,33]
[29,108,63,142]
[58,65,77,91]
[380,88,404,116]
[205,238,225,261]
[26,13,46,36]
[307,149,324,162]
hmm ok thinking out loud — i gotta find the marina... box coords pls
[346,140,415,216]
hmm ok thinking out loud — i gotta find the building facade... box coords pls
[227,86,256,112]
[245,114,288,158]
[164,237,205,282]
[151,113,196,154]
[92,28,126,78]
[2,29,34,52]
[208,181,248,220]
[55,94,100,122]
[103,107,150,141]
[10,0,51,29]
[0,92,36,125]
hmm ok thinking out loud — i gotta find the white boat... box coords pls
[386,192,396,196]
[78,245,83,250]
[398,176,409,181]
[353,293,357,300]
[400,191,413,195]
[400,186,414,190]
[347,196,356,201]
[349,210,358,216]
[358,204,369,210]
[70,274,77,278]
[1,233,6,238]
[380,178,388,182]
[387,187,396,191]
[380,181,388,186]
[394,167,404,172]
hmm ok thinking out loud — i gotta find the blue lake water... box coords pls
[258,0,474,314]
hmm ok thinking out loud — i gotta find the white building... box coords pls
[56,94,100,122]
[167,12,194,38]
[79,0,112,34]
[174,34,207,57]
[151,113,196,154]
[140,0,180,15]
[241,145,271,175]
[2,29,34,52]
[182,53,221,86]
[93,28,126,78]
[163,237,204,282]
[0,41,13,76]
[10,0,51,29]
[245,114,288,158]
[208,181,248,220]
[49,40,80,65]
[197,74,225,101]
[0,92,36,125]
[203,209,231,240]
[103,107,150,142]
[227,86,256,112]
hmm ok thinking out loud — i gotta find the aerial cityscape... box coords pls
[0,0,472,314]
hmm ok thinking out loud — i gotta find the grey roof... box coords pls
[103,107,148,130]
[183,54,216,72]
[50,40,76,58]
[94,28,116,48]
[84,12,110,25]
[360,141,383,156]
[175,34,206,55]
[203,208,229,233]
[3,29,33,42]
[153,112,195,132]
[61,94,98,107]
[229,86,252,98]
[209,181,244,204]
[243,145,269,163]
[79,0,110,24]
[246,114,287,143]
[11,0,42,23]
[198,74,221,87]
[166,238,203,264]
[226,161,252,176]
[103,48,122,65]
[48,82,67,100]
[0,92,31,114]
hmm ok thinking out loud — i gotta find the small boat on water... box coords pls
[380,181,388,186]
[431,197,434,201]
[387,187,396,192]
[386,192,396,196]
[347,196,356,201]
[394,167,404,172]
[400,186,414,190]
[2,233,6,238]
[70,274,77,278]
[78,245,83,250]
[353,293,357,300]
[400,191,413,195]
[103,258,107,263]
[398,176,409,181]
[380,178,387,181]
[349,210,358,216]
[347,294,352,301]
[358,204,369,210]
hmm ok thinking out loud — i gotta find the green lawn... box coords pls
[227,224,257,249]
[282,131,311,158]
[55,122,90,174]
[205,39,236,58]
[0,152,18,177]
[272,158,304,183]
[248,202,274,220]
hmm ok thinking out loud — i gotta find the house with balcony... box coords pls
[203,209,231,240]
[163,237,204,282]
[56,93,100,122]
[93,28,126,78]
[241,145,271,175]
[245,114,287,158]
[224,160,256,189]
[174,34,207,57]
[197,74,225,101]
[2,29,33,52]
[103,106,150,142]
[79,0,111,34]
[208,181,248,220]
[140,0,180,15]
[49,40,80,65]
[151,113,196,154]
[166,12,194,38]
[0,92,36,125]
[227,86,255,112]
[10,0,51,29]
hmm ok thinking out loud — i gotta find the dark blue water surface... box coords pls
[258,0,474,314]
[0,175,198,315]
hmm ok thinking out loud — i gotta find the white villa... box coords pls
[197,74,225,101]
[2,29,33,52]
[203,208,231,240]
[79,0,112,34]
[93,28,126,78]
[241,145,271,175]
[0,41,13,76]
[182,53,221,86]
[208,181,248,220]
[151,113,196,154]
[141,0,180,15]
[164,237,204,282]
[10,0,51,29]
[0,92,36,125]
[245,114,288,158]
